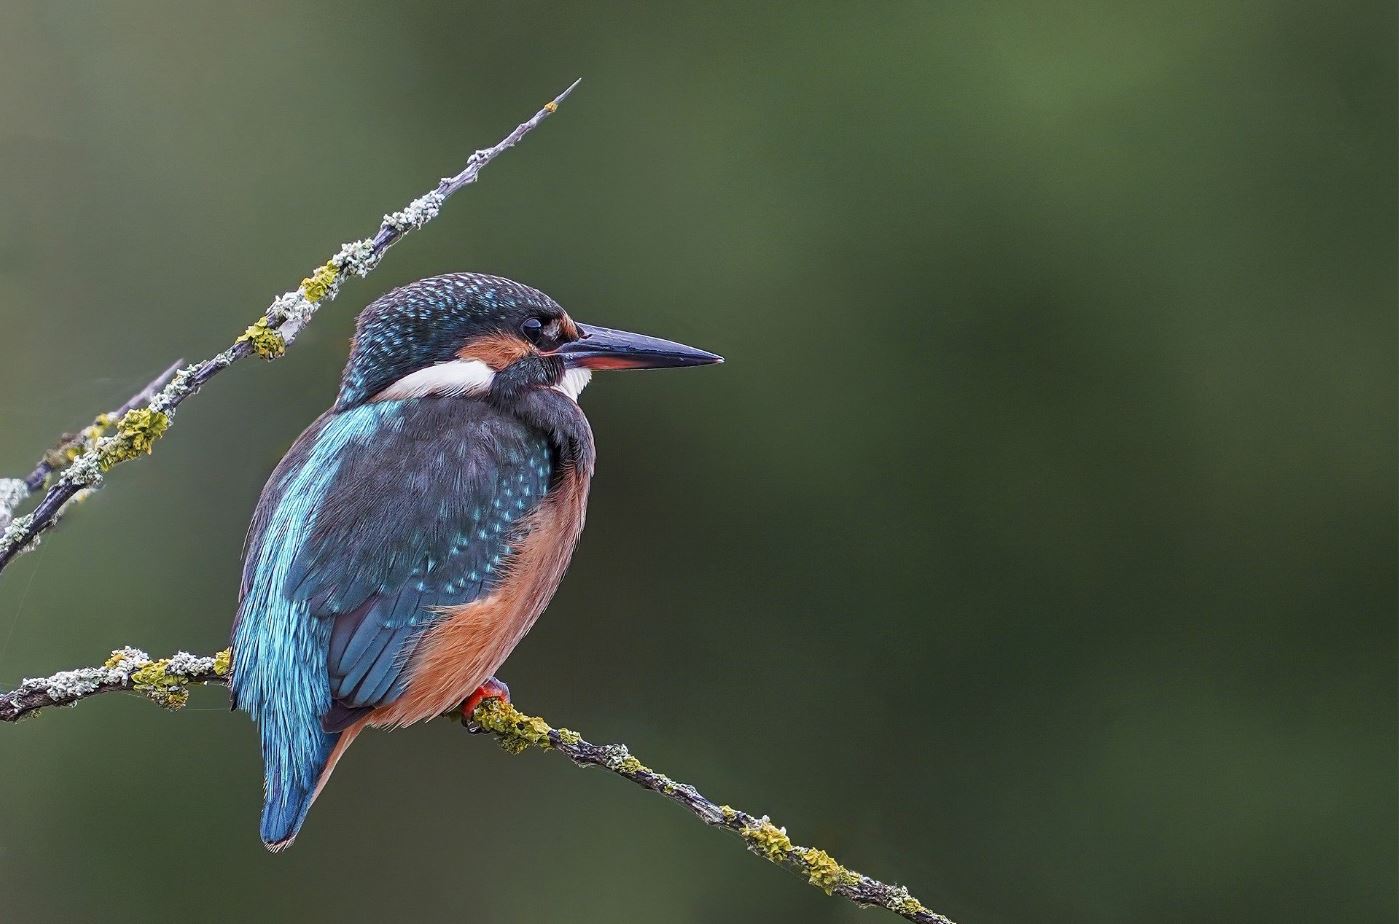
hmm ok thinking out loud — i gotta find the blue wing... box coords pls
[235,398,554,726]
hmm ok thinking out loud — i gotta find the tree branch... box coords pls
[0,646,228,718]
[1,649,953,924]
[0,78,581,574]
[0,360,183,533]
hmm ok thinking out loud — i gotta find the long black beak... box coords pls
[552,323,723,370]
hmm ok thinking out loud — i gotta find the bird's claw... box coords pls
[461,675,511,732]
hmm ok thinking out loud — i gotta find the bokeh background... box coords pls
[0,3,1393,922]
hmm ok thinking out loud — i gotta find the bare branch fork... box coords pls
[0,86,955,922]
[0,651,950,924]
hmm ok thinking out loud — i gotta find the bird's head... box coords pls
[335,273,721,410]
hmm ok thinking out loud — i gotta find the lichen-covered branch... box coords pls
[0,79,581,575]
[0,647,229,720]
[1,649,953,924]
[468,700,954,924]
[0,360,183,533]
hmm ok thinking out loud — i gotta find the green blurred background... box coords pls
[0,2,1393,922]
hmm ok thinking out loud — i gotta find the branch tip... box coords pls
[555,77,583,104]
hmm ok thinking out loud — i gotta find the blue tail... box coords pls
[260,728,339,851]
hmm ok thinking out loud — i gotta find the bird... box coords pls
[229,272,721,850]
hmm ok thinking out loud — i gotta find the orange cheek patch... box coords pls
[459,333,533,370]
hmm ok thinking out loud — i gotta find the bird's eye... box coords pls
[520,317,544,343]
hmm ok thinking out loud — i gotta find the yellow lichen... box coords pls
[742,818,795,862]
[130,659,189,709]
[721,805,738,822]
[116,408,167,455]
[472,699,555,754]
[97,408,170,470]
[212,648,232,676]
[801,848,858,895]
[556,727,581,745]
[898,896,928,916]
[618,754,648,774]
[299,262,338,302]
[237,317,286,360]
[544,100,559,113]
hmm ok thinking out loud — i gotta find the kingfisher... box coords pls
[229,272,720,850]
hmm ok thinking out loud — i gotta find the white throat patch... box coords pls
[374,359,591,403]
[554,367,592,402]
[374,359,496,401]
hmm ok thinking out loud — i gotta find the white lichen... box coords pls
[106,647,151,676]
[883,885,915,910]
[0,511,37,557]
[146,365,199,415]
[163,651,217,675]
[264,286,336,347]
[266,290,317,329]
[381,190,444,233]
[60,452,104,489]
[16,665,124,702]
[330,238,381,278]
[27,668,114,700]
[600,743,633,771]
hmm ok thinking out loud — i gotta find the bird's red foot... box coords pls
[460,676,511,730]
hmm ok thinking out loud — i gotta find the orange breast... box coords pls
[368,464,590,728]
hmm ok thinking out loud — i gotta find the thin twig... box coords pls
[0,79,581,574]
[1,648,951,924]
